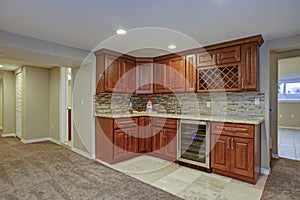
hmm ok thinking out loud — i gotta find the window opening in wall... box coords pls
[278,82,300,100]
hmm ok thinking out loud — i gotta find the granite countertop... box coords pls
[95,112,264,125]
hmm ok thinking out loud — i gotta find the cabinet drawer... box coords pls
[152,118,177,130]
[114,117,138,129]
[217,46,241,64]
[211,122,254,138]
[197,50,216,67]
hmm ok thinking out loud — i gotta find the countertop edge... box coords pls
[94,113,264,125]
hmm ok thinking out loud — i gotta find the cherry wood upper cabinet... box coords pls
[123,59,136,93]
[185,54,197,92]
[136,58,153,94]
[169,57,185,92]
[95,34,263,94]
[154,59,169,93]
[154,56,185,93]
[196,35,263,92]
[95,49,136,93]
[105,55,122,92]
[241,42,259,90]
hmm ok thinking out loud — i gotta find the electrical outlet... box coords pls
[291,114,294,118]
[255,97,260,105]
[206,101,211,108]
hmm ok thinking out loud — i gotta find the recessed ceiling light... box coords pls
[0,64,3,68]
[168,44,176,50]
[116,29,127,35]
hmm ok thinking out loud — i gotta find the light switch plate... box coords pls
[207,101,211,108]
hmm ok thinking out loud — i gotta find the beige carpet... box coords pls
[0,137,182,200]
[261,158,300,200]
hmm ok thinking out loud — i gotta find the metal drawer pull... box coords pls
[231,138,234,149]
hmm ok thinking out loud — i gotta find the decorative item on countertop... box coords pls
[146,98,154,112]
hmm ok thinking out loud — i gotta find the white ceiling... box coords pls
[0,0,300,69]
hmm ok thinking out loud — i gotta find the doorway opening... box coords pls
[61,67,73,147]
[277,56,300,161]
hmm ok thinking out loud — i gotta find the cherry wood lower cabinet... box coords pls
[95,117,139,164]
[211,122,261,184]
[96,116,178,164]
[151,118,178,161]
[138,117,152,152]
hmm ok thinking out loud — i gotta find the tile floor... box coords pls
[98,155,268,200]
[278,128,300,161]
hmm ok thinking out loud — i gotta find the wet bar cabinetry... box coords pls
[96,116,178,164]
[210,122,261,184]
[196,35,263,92]
[151,117,178,161]
[94,35,263,94]
[95,117,139,164]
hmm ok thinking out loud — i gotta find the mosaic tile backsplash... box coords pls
[94,92,265,117]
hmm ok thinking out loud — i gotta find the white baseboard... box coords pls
[1,133,16,137]
[21,137,49,144]
[261,167,271,175]
[49,138,61,145]
[272,153,279,159]
[278,126,300,130]
[71,147,92,159]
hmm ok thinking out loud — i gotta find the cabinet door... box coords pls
[136,61,153,94]
[169,57,185,92]
[138,117,152,152]
[211,134,231,172]
[127,127,139,153]
[241,42,259,90]
[154,60,169,93]
[113,129,128,160]
[123,59,136,93]
[185,54,197,92]
[105,55,122,92]
[231,137,254,177]
[163,129,177,159]
[152,127,164,153]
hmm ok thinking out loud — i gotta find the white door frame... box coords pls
[59,67,69,143]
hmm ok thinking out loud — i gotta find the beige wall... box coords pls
[3,71,16,134]
[278,102,300,128]
[23,66,50,140]
[49,67,60,141]
[73,62,95,156]
[0,78,3,129]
